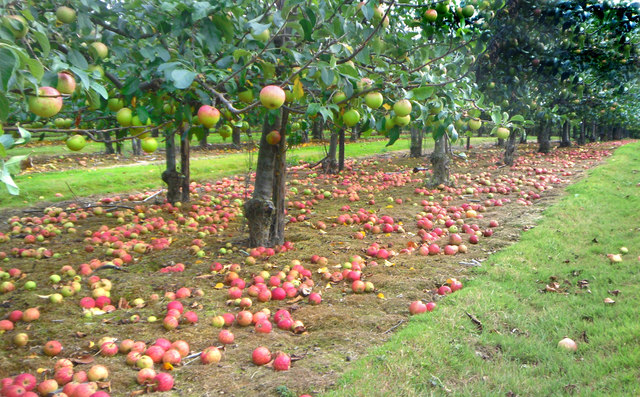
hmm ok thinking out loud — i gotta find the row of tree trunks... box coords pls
[559,121,571,147]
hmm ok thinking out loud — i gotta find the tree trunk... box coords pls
[538,121,551,153]
[152,127,159,138]
[132,138,141,155]
[244,112,282,247]
[338,127,345,172]
[300,127,309,143]
[578,120,586,145]
[180,129,191,203]
[311,120,323,141]
[466,134,471,150]
[350,126,359,142]
[232,126,241,147]
[503,128,518,165]
[519,130,527,144]
[428,136,450,187]
[613,126,623,140]
[199,128,209,148]
[497,137,505,147]
[102,131,115,154]
[269,109,290,246]
[410,128,423,157]
[322,131,339,173]
[162,130,183,204]
[589,122,597,142]
[559,120,571,147]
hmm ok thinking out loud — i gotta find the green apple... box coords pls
[496,127,510,139]
[56,6,77,24]
[141,138,158,153]
[116,108,133,126]
[28,87,63,118]
[394,115,411,127]
[2,15,28,39]
[252,29,270,42]
[89,42,109,60]
[424,9,438,22]
[393,99,412,117]
[66,135,87,151]
[364,92,383,109]
[343,109,360,127]
[332,91,347,105]
[107,98,124,112]
[468,118,482,130]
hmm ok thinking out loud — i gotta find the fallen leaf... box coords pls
[71,355,95,365]
[604,297,615,304]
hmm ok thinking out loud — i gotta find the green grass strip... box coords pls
[1,137,499,209]
[325,142,640,397]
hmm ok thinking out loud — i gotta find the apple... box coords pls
[56,6,77,24]
[197,105,220,128]
[496,127,510,139]
[218,124,233,139]
[2,15,28,38]
[13,333,28,347]
[424,9,438,22]
[130,115,152,138]
[238,89,254,103]
[462,4,475,18]
[260,85,286,109]
[343,109,360,127]
[200,346,221,364]
[89,42,109,60]
[43,340,63,356]
[252,346,272,366]
[87,364,108,381]
[469,118,482,130]
[56,72,76,95]
[409,300,427,315]
[394,115,411,127]
[66,135,86,151]
[332,91,347,105]
[393,99,412,117]
[107,98,124,112]
[28,87,63,118]
[141,138,158,153]
[364,92,383,109]
[252,29,270,42]
[116,108,133,126]
[266,130,281,145]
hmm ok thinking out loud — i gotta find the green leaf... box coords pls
[67,49,88,70]
[0,92,9,122]
[385,126,401,147]
[123,76,141,96]
[192,2,213,20]
[0,134,14,151]
[171,69,196,90]
[510,114,525,122]
[5,155,27,174]
[136,107,149,124]
[491,109,502,125]
[33,30,50,57]
[70,67,90,90]
[233,49,251,62]
[0,142,5,158]
[300,19,313,41]
[16,127,31,145]
[320,68,334,86]
[410,86,435,101]
[260,61,275,79]
[25,58,44,81]
[1,165,19,195]
[0,48,17,91]
[90,81,109,99]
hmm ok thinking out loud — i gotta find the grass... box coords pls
[0,136,499,209]
[325,141,640,396]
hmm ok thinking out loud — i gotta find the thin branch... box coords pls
[91,18,155,39]
[196,77,259,115]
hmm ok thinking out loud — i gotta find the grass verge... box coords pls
[325,141,640,396]
[1,137,497,209]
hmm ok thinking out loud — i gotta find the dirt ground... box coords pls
[0,142,618,396]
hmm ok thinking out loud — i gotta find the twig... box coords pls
[65,182,80,202]
[465,311,483,332]
[382,319,405,334]
[142,190,164,202]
